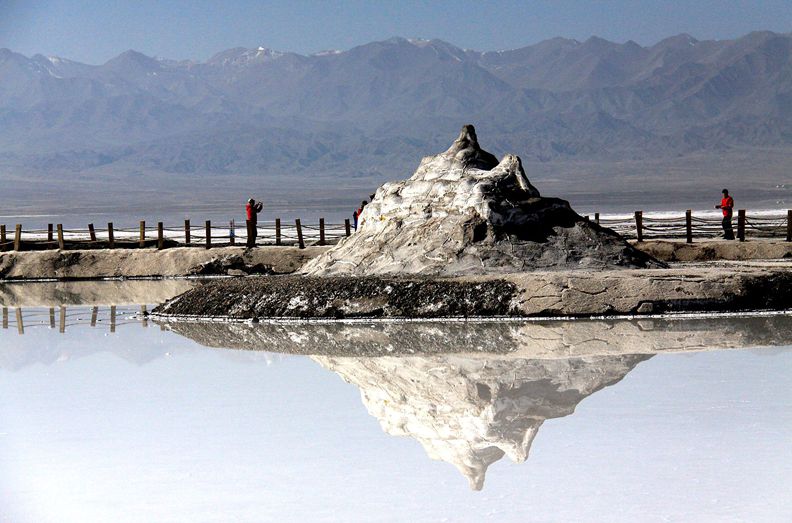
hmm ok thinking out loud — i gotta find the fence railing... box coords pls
[0,217,354,252]
[589,209,792,243]
[1,210,790,253]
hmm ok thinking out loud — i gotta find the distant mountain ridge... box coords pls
[1,31,792,209]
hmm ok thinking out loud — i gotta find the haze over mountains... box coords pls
[2,31,792,215]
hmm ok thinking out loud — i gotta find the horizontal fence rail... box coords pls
[1,210,790,252]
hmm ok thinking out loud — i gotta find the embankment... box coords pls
[633,239,792,262]
[153,261,792,320]
[0,246,326,280]
[1,241,791,280]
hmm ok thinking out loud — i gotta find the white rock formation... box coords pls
[303,124,657,276]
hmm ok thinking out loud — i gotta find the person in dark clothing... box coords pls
[353,200,367,231]
[245,198,263,247]
[715,189,735,240]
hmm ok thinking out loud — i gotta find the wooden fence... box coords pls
[589,209,792,243]
[1,210,791,252]
[0,218,354,252]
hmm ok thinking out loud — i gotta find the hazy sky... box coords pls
[1,0,791,64]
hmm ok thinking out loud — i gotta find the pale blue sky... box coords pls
[1,0,791,63]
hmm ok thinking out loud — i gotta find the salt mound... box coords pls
[303,124,660,276]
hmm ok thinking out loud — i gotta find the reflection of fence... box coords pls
[591,210,792,243]
[0,218,354,252]
[1,305,154,335]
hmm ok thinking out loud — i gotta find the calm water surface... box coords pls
[1,302,791,522]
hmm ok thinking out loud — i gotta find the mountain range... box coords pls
[2,31,792,215]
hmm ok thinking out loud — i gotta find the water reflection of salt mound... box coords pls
[315,353,649,490]
[161,315,792,490]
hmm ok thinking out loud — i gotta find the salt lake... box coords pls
[1,282,791,522]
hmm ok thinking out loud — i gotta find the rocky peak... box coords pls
[443,124,499,170]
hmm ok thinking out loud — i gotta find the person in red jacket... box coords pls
[353,200,367,231]
[245,198,263,247]
[715,189,734,240]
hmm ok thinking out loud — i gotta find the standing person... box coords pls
[245,198,263,247]
[715,189,735,240]
[353,200,367,231]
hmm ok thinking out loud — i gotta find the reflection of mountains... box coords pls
[163,315,792,489]
[316,352,648,489]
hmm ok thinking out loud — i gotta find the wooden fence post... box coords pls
[110,305,116,333]
[737,209,746,242]
[90,306,98,327]
[295,219,305,249]
[275,218,281,246]
[49,307,55,329]
[184,219,191,246]
[634,211,643,242]
[787,210,792,242]
[141,305,148,328]
[88,223,97,243]
[157,222,164,250]
[319,218,326,245]
[107,223,115,249]
[59,306,66,334]
[14,224,22,251]
[47,224,53,242]
[594,212,600,225]
[205,220,212,249]
[0,225,6,252]
[344,219,351,237]
[57,224,65,250]
[139,221,146,248]
[2,307,7,329]
[685,210,693,244]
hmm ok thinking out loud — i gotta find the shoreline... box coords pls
[152,262,792,320]
[150,306,792,325]
[0,240,790,281]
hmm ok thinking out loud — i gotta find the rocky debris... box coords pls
[159,314,792,358]
[187,253,273,276]
[303,124,662,277]
[154,276,519,319]
[153,262,792,320]
[314,353,649,489]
